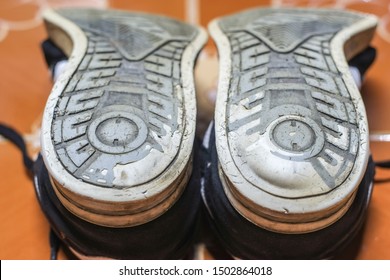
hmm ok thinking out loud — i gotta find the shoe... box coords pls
[35,8,207,259]
[203,7,377,259]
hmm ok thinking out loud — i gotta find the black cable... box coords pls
[0,123,34,174]
[373,161,390,183]
[375,161,390,169]
[49,229,61,260]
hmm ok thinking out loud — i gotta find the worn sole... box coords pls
[210,7,377,233]
[41,8,207,227]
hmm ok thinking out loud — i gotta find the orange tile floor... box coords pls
[0,0,389,259]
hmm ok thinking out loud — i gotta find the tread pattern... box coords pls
[220,10,364,192]
[50,10,197,188]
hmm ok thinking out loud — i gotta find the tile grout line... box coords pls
[185,0,200,25]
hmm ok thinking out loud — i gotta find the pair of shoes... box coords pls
[33,7,377,259]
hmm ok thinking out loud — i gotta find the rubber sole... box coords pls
[209,8,377,233]
[202,124,375,259]
[41,8,207,227]
[34,148,203,259]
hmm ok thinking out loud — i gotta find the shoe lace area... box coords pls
[0,123,60,260]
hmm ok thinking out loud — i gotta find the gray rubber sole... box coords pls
[41,8,207,227]
[210,8,377,233]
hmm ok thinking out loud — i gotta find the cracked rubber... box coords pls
[210,7,377,233]
[41,8,207,227]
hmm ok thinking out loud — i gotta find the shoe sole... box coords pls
[209,7,377,233]
[41,8,207,227]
